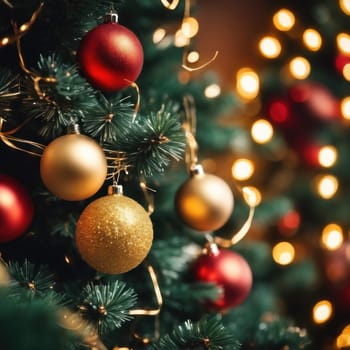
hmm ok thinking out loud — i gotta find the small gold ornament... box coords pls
[175,165,234,232]
[40,127,107,201]
[75,185,153,274]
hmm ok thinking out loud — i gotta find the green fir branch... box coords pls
[8,260,56,298]
[0,68,19,119]
[78,281,137,335]
[254,316,311,350]
[81,94,134,144]
[21,54,96,140]
[114,104,185,176]
[150,314,240,350]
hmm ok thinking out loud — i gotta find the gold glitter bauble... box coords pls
[75,193,153,274]
[40,133,107,201]
[175,166,234,232]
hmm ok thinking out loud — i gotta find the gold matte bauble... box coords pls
[175,167,234,232]
[40,133,107,201]
[75,193,153,274]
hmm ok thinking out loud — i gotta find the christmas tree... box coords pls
[0,0,348,349]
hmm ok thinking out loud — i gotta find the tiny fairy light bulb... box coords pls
[273,8,295,31]
[312,300,333,324]
[337,33,350,54]
[272,242,295,265]
[259,36,282,58]
[321,223,344,250]
[340,96,350,119]
[289,57,311,79]
[340,0,350,15]
[303,29,322,51]
[251,119,274,144]
[231,159,255,181]
[316,174,339,199]
[204,84,221,98]
[236,68,260,100]
[318,145,338,167]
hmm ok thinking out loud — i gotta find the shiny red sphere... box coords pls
[193,247,252,310]
[0,175,34,243]
[78,22,144,92]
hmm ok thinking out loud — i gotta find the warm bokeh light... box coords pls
[336,324,350,348]
[318,146,338,167]
[316,175,339,199]
[187,51,200,63]
[231,159,255,181]
[272,242,295,265]
[259,36,282,58]
[204,84,221,98]
[251,119,274,144]
[174,29,189,47]
[278,210,301,236]
[321,223,344,250]
[303,29,322,51]
[273,9,295,31]
[341,96,350,119]
[153,28,166,44]
[342,63,350,81]
[340,0,350,15]
[289,57,311,79]
[337,33,350,54]
[313,300,333,324]
[236,68,260,99]
[242,186,262,206]
[181,17,199,38]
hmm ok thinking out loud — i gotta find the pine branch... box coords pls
[0,290,77,350]
[253,315,311,350]
[81,93,135,144]
[150,314,240,350]
[21,54,96,140]
[78,281,137,335]
[0,67,19,119]
[8,259,56,299]
[114,103,185,176]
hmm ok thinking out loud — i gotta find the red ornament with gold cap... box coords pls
[192,242,253,310]
[77,11,144,92]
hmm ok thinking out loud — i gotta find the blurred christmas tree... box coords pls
[1,0,348,349]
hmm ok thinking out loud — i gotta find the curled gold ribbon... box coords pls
[0,117,44,156]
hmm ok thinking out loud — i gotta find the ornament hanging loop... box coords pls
[105,11,118,23]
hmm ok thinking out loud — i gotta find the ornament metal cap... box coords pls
[104,11,119,23]
[67,123,80,135]
[203,242,220,256]
[189,164,204,176]
[108,184,123,195]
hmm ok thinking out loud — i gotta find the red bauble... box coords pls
[0,174,34,243]
[192,244,252,310]
[78,16,144,92]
